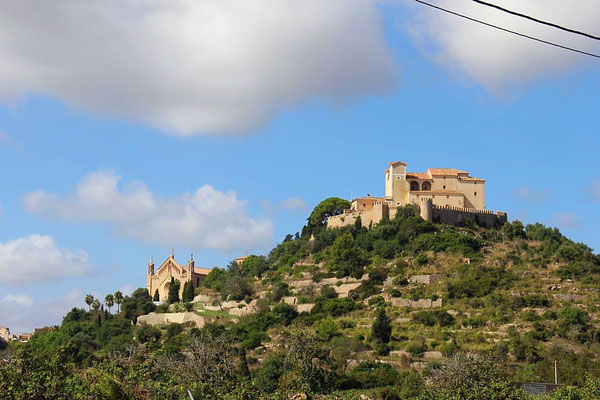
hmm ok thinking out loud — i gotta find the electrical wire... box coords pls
[414,0,600,59]
[472,0,600,41]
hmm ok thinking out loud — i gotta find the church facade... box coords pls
[146,251,211,301]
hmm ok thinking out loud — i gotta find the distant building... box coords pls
[18,333,32,342]
[146,250,211,302]
[328,160,506,229]
[0,326,10,342]
[34,327,55,336]
[235,255,249,267]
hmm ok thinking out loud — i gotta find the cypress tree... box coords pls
[182,281,195,303]
[372,308,392,344]
[153,289,160,302]
[168,278,180,304]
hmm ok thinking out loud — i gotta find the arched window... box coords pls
[410,181,420,191]
[422,181,432,191]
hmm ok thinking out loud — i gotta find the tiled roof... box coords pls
[459,176,485,182]
[194,267,212,276]
[428,168,468,176]
[389,161,407,166]
[406,172,431,180]
[352,196,384,201]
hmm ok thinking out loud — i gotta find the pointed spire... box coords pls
[170,247,174,258]
[190,252,194,261]
[188,252,195,269]
[148,255,155,275]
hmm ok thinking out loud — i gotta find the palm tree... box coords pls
[105,294,114,313]
[114,291,123,313]
[91,299,101,311]
[85,294,94,311]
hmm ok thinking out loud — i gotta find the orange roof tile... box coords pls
[406,172,431,180]
[428,168,468,176]
[459,176,486,182]
[194,267,212,275]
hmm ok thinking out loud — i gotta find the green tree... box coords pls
[168,277,181,303]
[182,281,195,302]
[114,290,123,313]
[329,232,367,277]
[153,289,160,301]
[84,294,94,311]
[303,197,350,236]
[104,294,114,313]
[372,308,392,344]
[91,298,101,311]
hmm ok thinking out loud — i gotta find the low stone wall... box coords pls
[297,303,315,313]
[408,274,445,285]
[388,297,443,308]
[335,282,363,297]
[137,312,205,328]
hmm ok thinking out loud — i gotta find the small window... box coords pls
[363,203,366,207]
[474,192,477,196]
[446,195,449,199]
[443,185,446,189]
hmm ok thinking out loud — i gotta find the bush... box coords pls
[317,318,341,341]
[347,361,400,389]
[166,323,184,339]
[137,324,161,343]
[413,310,455,327]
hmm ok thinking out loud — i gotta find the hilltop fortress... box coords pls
[327,161,507,229]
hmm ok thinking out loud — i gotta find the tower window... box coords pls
[474,192,477,196]
[443,185,446,189]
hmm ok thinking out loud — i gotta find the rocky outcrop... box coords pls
[137,312,205,328]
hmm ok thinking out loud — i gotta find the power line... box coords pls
[472,0,600,41]
[414,0,600,60]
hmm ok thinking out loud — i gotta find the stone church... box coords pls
[146,250,211,301]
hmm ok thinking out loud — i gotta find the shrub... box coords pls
[317,318,341,341]
[137,324,161,343]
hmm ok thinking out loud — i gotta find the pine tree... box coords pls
[372,308,392,344]
[153,289,160,301]
[168,277,180,304]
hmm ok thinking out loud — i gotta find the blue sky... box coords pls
[0,0,599,333]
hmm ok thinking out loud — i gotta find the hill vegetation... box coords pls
[2,198,600,399]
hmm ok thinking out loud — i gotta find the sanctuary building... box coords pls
[146,250,211,301]
[328,161,506,229]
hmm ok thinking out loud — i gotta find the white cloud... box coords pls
[514,186,550,203]
[0,293,33,307]
[0,0,395,135]
[23,169,273,252]
[0,235,92,285]
[0,289,83,334]
[554,213,581,229]
[406,0,600,89]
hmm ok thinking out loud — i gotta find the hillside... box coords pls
[2,199,600,399]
